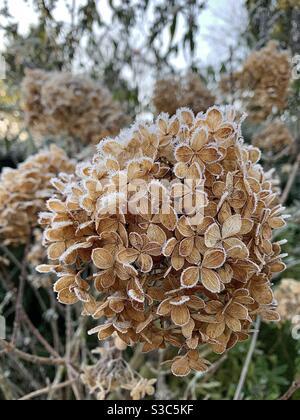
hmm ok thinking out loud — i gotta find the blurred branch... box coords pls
[281,153,300,204]
[19,378,78,401]
[0,340,65,366]
[279,380,300,401]
[234,317,261,401]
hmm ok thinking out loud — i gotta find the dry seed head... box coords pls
[39,107,287,377]
[153,73,216,116]
[253,120,295,154]
[0,145,75,245]
[278,0,300,8]
[274,279,300,322]
[220,42,292,122]
[81,346,156,400]
[21,69,129,144]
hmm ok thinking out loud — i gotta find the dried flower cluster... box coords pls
[153,73,216,116]
[278,0,300,9]
[220,42,292,122]
[81,347,156,400]
[253,120,295,154]
[38,107,287,377]
[22,69,129,144]
[274,279,300,322]
[27,230,52,288]
[0,145,75,245]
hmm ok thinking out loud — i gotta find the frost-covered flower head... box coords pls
[22,69,129,144]
[153,73,215,116]
[38,107,287,376]
[0,145,75,245]
[220,42,292,122]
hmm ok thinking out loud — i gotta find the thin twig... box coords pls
[11,242,30,345]
[281,153,300,205]
[19,379,77,401]
[234,317,261,401]
[0,340,65,367]
[279,380,300,401]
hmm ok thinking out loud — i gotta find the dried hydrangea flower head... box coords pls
[27,230,52,289]
[38,107,287,377]
[253,120,295,154]
[81,347,156,400]
[274,279,300,322]
[21,69,129,144]
[153,73,215,116]
[278,0,300,8]
[220,42,292,122]
[0,145,75,245]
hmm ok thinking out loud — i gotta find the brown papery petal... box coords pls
[188,296,205,310]
[129,232,144,250]
[182,318,196,339]
[98,325,115,340]
[222,214,242,239]
[47,199,66,213]
[171,357,191,377]
[160,206,178,231]
[251,284,274,305]
[109,299,125,314]
[58,289,78,305]
[200,147,220,164]
[174,162,189,179]
[218,265,233,284]
[36,264,56,273]
[175,145,193,163]
[226,302,248,320]
[191,128,209,151]
[270,261,286,273]
[181,267,200,289]
[189,358,209,373]
[225,315,242,332]
[188,162,203,181]
[205,223,221,248]
[48,242,66,260]
[206,322,226,339]
[186,247,202,265]
[212,181,226,198]
[206,162,224,176]
[240,218,254,235]
[54,276,74,292]
[261,310,280,322]
[179,237,195,257]
[268,217,286,229]
[147,224,167,245]
[177,216,194,237]
[96,270,116,290]
[138,253,153,273]
[117,248,139,265]
[224,238,249,259]
[201,268,221,293]
[92,248,114,269]
[171,305,190,326]
[202,249,226,269]
[171,246,185,271]
[128,288,145,304]
[157,299,172,316]
[206,108,223,131]
[163,238,177,257]
[215,125,234,140]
